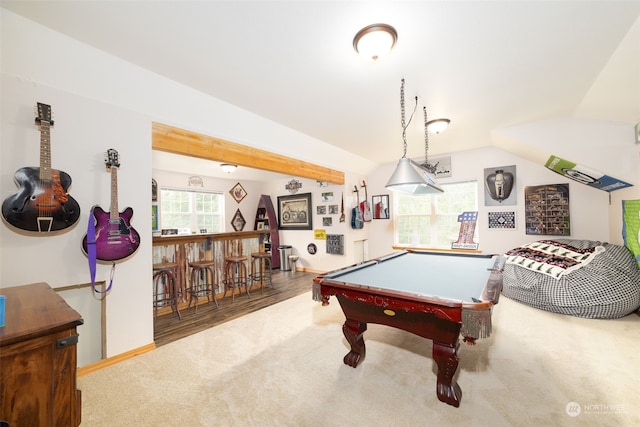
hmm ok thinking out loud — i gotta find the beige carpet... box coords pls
[79,292,639,426]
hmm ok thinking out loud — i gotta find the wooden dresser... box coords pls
[0,282,83,426]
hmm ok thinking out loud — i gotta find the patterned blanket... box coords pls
[505,240,605,279]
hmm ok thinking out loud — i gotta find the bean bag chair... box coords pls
[502,239,640,319]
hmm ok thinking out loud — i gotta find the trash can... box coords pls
[278,245,293,271]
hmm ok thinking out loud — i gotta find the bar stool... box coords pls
[153,262,182,319]
[223,255,250,302]
[250,252,273,293]
[187,260,218,313]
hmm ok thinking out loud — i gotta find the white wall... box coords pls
[0,10,370,360]
[1,9,636,364]
[367,147,612,259]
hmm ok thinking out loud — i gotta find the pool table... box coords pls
[312,250,505,407]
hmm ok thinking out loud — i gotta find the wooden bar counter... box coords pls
[152,230,270,302]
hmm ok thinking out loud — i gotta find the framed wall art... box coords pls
[488,211,516,229]
[230,182,247,203]
[278,193,313,230]
[424,156,452,178]
[231,209,246,231]
[372,194,390,219]
[524,184,570,236]
[326,234,344,255]
[484,165,516,206]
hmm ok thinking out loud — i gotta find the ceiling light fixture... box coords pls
[353,23,398,62]
[386,79,444,195]
[426,118,450,134]
[220,164,237,174]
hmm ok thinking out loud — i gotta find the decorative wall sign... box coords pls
[545,155,632,192]
[230,182,247,203]
[231,209,246,231]
[484,165,516,205]
[307,243,317,254]
[285,179,302,194]
[524,184,570,236]
[326,234,344,255]
[321,192,334,202]
[488,211,516,229]
[424,156,452,178]
[314,230,327,240]
[451,211,479,250]
[278,193,313,230]
[188,175,203,187]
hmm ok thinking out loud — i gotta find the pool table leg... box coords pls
[342,319,367,368]
[433,341,462,407]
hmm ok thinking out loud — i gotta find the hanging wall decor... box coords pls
[488,211,516,229]
[230,182,247,203]
[278,193,313,230]
[285,179,302,194]
[545,155,632,192]
[424,156,452,178]
[484,165,516,205]
[231,209,246,231]
[326,234,345,255]
[524,184,570,236]
[451,211,479,250]
[372,195,390,219]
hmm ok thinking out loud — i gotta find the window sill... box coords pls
[392,245,483,254]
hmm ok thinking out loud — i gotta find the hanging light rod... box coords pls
[353,23,398,62]
[386,79,444,195]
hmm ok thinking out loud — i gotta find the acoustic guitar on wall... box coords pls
[82,149,140,261]
[1,103,80,232]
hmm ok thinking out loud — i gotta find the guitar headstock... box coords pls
[35,102,54,126]
[105,148,120,169]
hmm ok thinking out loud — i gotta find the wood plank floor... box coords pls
[153,270,317,347]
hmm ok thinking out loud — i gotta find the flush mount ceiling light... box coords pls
[353,23,398,61]
[426,118,451,134]
[220,164,237,174]
[385,79,444,195]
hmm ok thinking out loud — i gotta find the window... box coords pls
[160,189,224,233]
[394,181,478,249]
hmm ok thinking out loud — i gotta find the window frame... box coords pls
[393,180,479,250]
[158,187,224,234]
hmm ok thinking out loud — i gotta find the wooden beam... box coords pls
[152,122,345,184]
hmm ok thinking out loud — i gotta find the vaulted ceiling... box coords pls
[4,1,640,176]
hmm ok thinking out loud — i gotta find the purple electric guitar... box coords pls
[82,149,140,261]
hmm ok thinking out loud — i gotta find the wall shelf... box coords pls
[255,195,280,268]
